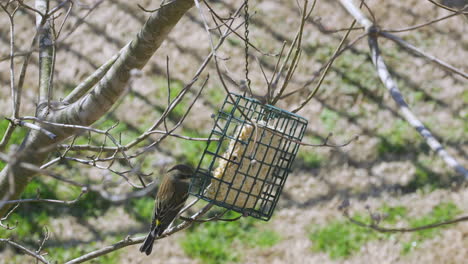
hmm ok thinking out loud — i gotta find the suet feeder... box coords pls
[189,93,308,221]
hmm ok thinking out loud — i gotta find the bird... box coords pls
[139,164,194,255]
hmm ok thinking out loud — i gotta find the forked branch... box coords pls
[338,0,468,178]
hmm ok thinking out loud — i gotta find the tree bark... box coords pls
[0,0,195,217]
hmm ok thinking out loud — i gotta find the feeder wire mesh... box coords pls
[189,93,308,220]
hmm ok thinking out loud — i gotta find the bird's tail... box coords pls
[139,231,156,255]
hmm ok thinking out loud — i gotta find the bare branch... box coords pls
[299,133,359,148]
[1,3,19,118]
[380,31,467,79]
[426,0,468,13]
[383,10,463,33]
[204,1,278,57]
[1,188,87,206]
[63,50,122,104]
[368,35,468,177]
[0,123,16,152]
[6,118,56,139]
[271,0,315,105]
[64,203,214,264]
[338,0,468,178]
[0,152,152,203]
[36,0,54,105]
[180,209,243,222]
[292,19,358,113]
[0,239,50,264]
[343,207,468,233]
[0,203,19,230]
[36,226,49,256]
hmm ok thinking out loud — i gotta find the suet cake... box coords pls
[206,120,283,209]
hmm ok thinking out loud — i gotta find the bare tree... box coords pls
[0,0,198,214]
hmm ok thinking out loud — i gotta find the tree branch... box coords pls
[36,0,54,105]
[338,0,468,178]
[380,31,467,79]
[0,238,50,264]
[64,203,214,264]
[0,0,196,217]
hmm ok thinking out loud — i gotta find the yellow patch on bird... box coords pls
[155,219,161,226]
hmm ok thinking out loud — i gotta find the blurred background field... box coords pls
[0,0,467,263]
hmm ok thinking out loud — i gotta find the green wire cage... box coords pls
[189,93,308,221]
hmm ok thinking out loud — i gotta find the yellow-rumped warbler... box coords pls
[139,164,194,255]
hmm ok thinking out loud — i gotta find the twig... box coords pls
[205,1,278,57]
[313,17,364,33]
[64,203,214,264]
[1,188,87,205]
[0,3,20,152]
[380,31,467,79]
[426,0,468,13]
[292,19,358,113]
[0,123,16,152]
[1,151,158,204]
[5,118,56,139]
[1,3,19,118]
[0,239,50,264]
[299,133,359,148]
[344,209,468,233]
[272,0,317,104]
[383,11,463,33]
[56,132,216,153]
[180,209,242,222]
[0,203,19,230]
[36,227,50,255]
[137,2,171,13]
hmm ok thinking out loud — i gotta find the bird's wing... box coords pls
[153,176,187,218]
[155,191,189,236]
[155,188,188,222]
[152,175,174,224]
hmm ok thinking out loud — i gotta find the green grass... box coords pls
[125,196,154,223]
[377,119,420,156]
[0,119,28,170]
[70,116,142,147]
[206,87,226,105]
[402,202,461,254]
[405,165,446,192]
[320,108,340,132]
[227,38,242,47]
[0,177,114,240]
[172,130,209,167]
[153,76,190,119]
[378,205,408,224]
[310,206,406,259]
[311,215,378,258]
[309,203,460,259]
[297,149,323,169]
[410,91,427,104]
[181,211,281,264]
[0,177,123,263]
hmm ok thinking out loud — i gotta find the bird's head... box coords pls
[167,164,194,180]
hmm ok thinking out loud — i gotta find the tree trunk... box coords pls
[0,0,195,217]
